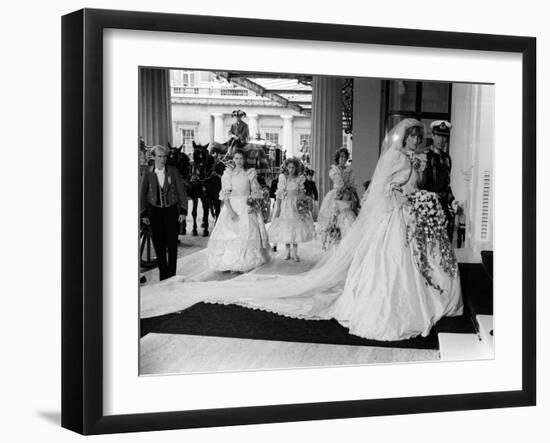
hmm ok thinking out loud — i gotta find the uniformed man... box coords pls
[423,120,455,242]
[227,109,249,153]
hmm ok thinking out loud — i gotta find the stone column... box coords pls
[247,114,259,139]
[352,78,382,197]
[281,114,294,157]
[311,76,343,199]
[139,68,173,147]
[211,113,225,143]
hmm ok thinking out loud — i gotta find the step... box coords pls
[476,314,494,352]
[438,332,494,361]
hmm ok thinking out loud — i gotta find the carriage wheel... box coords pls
[140,222,157,268]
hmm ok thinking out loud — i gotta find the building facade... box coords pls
[169,70,353,159]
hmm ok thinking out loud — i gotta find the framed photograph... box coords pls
[62,8,536,435]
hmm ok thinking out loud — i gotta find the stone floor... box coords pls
[140,334,438,375]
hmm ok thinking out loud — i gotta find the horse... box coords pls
[166,142,192,235]
[188,141,224,237]
[166,141,192,179]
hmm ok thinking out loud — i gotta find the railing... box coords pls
[172,86,200,95]
[220,89,249,96]
[171,86,251,97]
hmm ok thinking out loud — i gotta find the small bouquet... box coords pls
[246,196,263,214]
[321,213,341,250]
[296,193,313,219]
[405,150,427,172]
[327,224,341,246]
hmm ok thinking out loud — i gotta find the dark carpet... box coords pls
[141,302,440,350]
[140,262,493,350]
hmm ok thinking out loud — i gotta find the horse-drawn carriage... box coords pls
[139,137,281,269]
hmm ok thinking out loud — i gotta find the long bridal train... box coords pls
[140,119,463,341]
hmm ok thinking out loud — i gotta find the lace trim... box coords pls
[203,299,327,321]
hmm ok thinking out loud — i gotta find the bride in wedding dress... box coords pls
[141,119,463,341]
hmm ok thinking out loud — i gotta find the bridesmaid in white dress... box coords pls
[334,188,357,236]
[205,150,271,272]
[321,187,358,250]
[268,158,315,261]
[317,147,357,243]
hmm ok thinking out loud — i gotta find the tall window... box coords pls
[264,132,280,145]
[299,133,311,148]
[384,80,452,141]
[181,129,195,155]
[170,70,196,87]
[182,71,196,87]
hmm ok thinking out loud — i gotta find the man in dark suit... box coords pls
[422,120,455,242]
[140,145,188,280]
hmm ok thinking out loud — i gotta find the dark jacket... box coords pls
[229,120,250,144]
[139,165,188,216]
[423,148,452,194]
[304,180,318,201]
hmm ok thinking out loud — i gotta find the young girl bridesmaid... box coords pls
[321,186,358,249]
[317,147,358,246]
[268,158,315,261]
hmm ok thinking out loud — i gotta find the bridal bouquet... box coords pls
[246,196,263,214]
[406,190,458,293]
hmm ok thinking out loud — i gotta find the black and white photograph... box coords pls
[138,68,495,375]
[2,0,545,439]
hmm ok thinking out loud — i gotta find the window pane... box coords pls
[421,82,450,113]
[182,129,195,155]
[418,119,434,149]
[388,80,417,112]
[385,114,408,135]
[265,132,279,145]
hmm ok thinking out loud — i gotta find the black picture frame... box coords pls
[61,8,536,435]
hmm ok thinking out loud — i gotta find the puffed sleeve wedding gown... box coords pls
[205,167,271,272]
[141,119,463,341]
